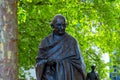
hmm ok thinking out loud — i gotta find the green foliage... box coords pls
[18,0,120,79]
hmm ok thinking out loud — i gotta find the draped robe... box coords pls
[35,33,86,80]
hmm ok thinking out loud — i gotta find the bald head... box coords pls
[50,14,67,26]
[91,64,96,71]
[50,14,67,35]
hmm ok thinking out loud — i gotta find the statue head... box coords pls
[91,64,96,71]
[50,14,67,35]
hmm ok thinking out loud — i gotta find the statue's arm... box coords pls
[86,73,90,80]
[71,39,86,79]
[35,57,47,80]
[96,73,100,80]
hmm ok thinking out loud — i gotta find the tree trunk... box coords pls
[0,0,18,80]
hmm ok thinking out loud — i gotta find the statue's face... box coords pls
[91,66,96,71]
[53,18,66,35]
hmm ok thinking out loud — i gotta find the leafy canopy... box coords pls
[18,0,120,79]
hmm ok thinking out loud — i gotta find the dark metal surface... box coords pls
[86,65,100,80]
[35,14,86,80]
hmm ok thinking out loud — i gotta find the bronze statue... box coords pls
[35,14,86,80]
[86,64,100,80]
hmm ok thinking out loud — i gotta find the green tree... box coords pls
[0,0,18,79]
[18,0,120,79]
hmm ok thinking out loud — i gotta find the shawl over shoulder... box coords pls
[36,33,86,80]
